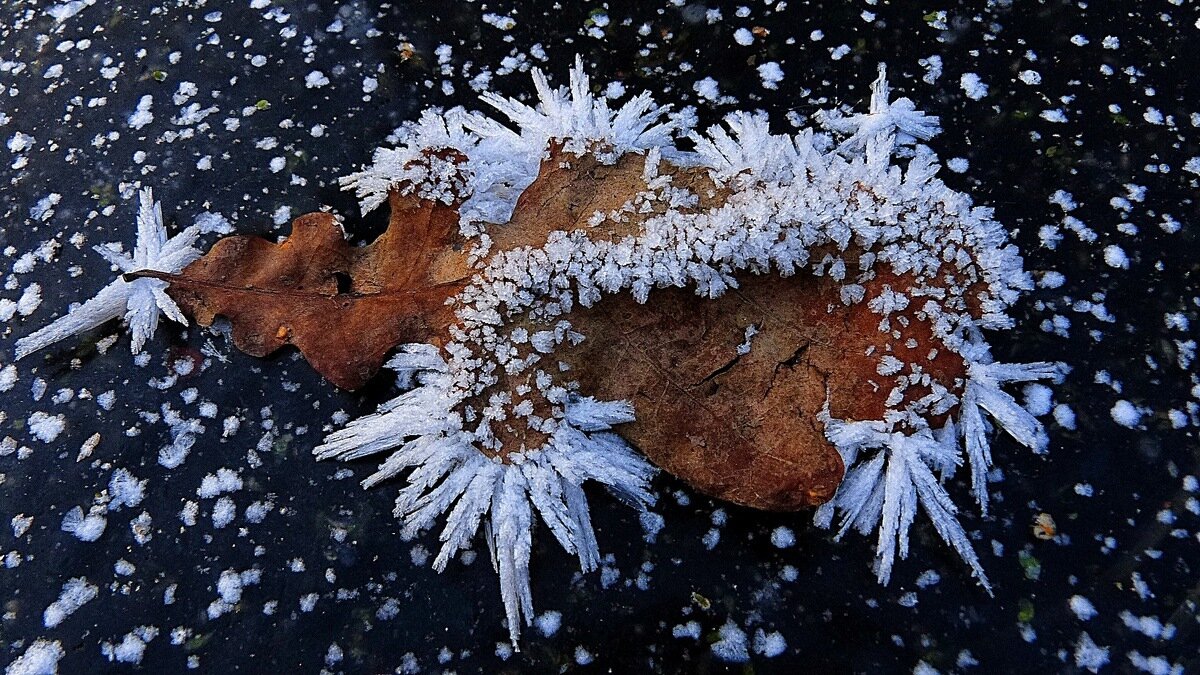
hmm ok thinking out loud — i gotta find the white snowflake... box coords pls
[341,56,680,244]
[814,418,991,591]
[820,63,941,160]
[16,188,229,359]
[814,355,1065,590]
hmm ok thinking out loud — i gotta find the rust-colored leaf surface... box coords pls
[147,191,470,390]
[560,269,967,511]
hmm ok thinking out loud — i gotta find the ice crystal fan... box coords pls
[17,60,1063,645]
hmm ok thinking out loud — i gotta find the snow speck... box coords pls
[693,77,720,101]
[482,13,516,30]
[711,621,750,663]
[919,55,943,84]
[604,81,626,99]
[0,365,17,392]
[639,510,664,543]
[30,195,60,221]
[6,639,64,675]
[43,577,98,628]
[1023,384,1054,417]
[733,28,754,46]
[61,506,106,542]
[173,81,198,105]
[1102,244,1129,269]
[272,205,292,225]
[17,284,42,316]
[960,73,988,100]
[194,212,231,234]
[127,95,154,130]
[107,469,146,510]
[299,592,319,612]
[212,496,236,528]
[672,621,701,639]
[1074,632,1109,672]
[534,610,562,637]
[770,526,795,548]
[304,71,330,88]
[11,515,33,538]
[1069,595,1098,621]
[753,629,787,658]
[1053,404,1077,430]
[1018,70,1042,85]
[1110,400,1143,428]
[757,62,784,90]
[1041,109,1068,123]
[198,468,242,498]
[100,626,158,664]
[27,412,65,443]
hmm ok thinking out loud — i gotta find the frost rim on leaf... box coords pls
[325,59,1065,642]
[310,57,1068,644]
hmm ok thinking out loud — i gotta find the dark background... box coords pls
[1,0,1197,672]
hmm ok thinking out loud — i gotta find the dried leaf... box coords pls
[136,192,470,390]
[146,142,972,510]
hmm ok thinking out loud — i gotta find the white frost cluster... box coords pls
[315,346,655,644]
[341,55,679,245]
[15,188,231,359]
[321,59,1060,642]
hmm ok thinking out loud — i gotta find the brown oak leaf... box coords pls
[133,191,471,390]
[139,143,973,511]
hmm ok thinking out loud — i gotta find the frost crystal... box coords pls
[315,347,655,645]
[323,59,1060,641]
[15,188,230,359]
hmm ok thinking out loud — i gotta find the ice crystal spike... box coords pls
[342,56,676,242]
[315,348,656,646]
[15,188,229,359]
[820,63,941,159]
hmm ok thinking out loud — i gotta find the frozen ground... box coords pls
[0,1,1197,672]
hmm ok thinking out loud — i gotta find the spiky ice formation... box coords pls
[15,188,231,359]
[314,346,655,644]
[323,59,1062,642]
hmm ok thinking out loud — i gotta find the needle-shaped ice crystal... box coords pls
[314,346,656,647]
[821,64,942,157]
[815,419,992,593]
[15,188,230,359]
